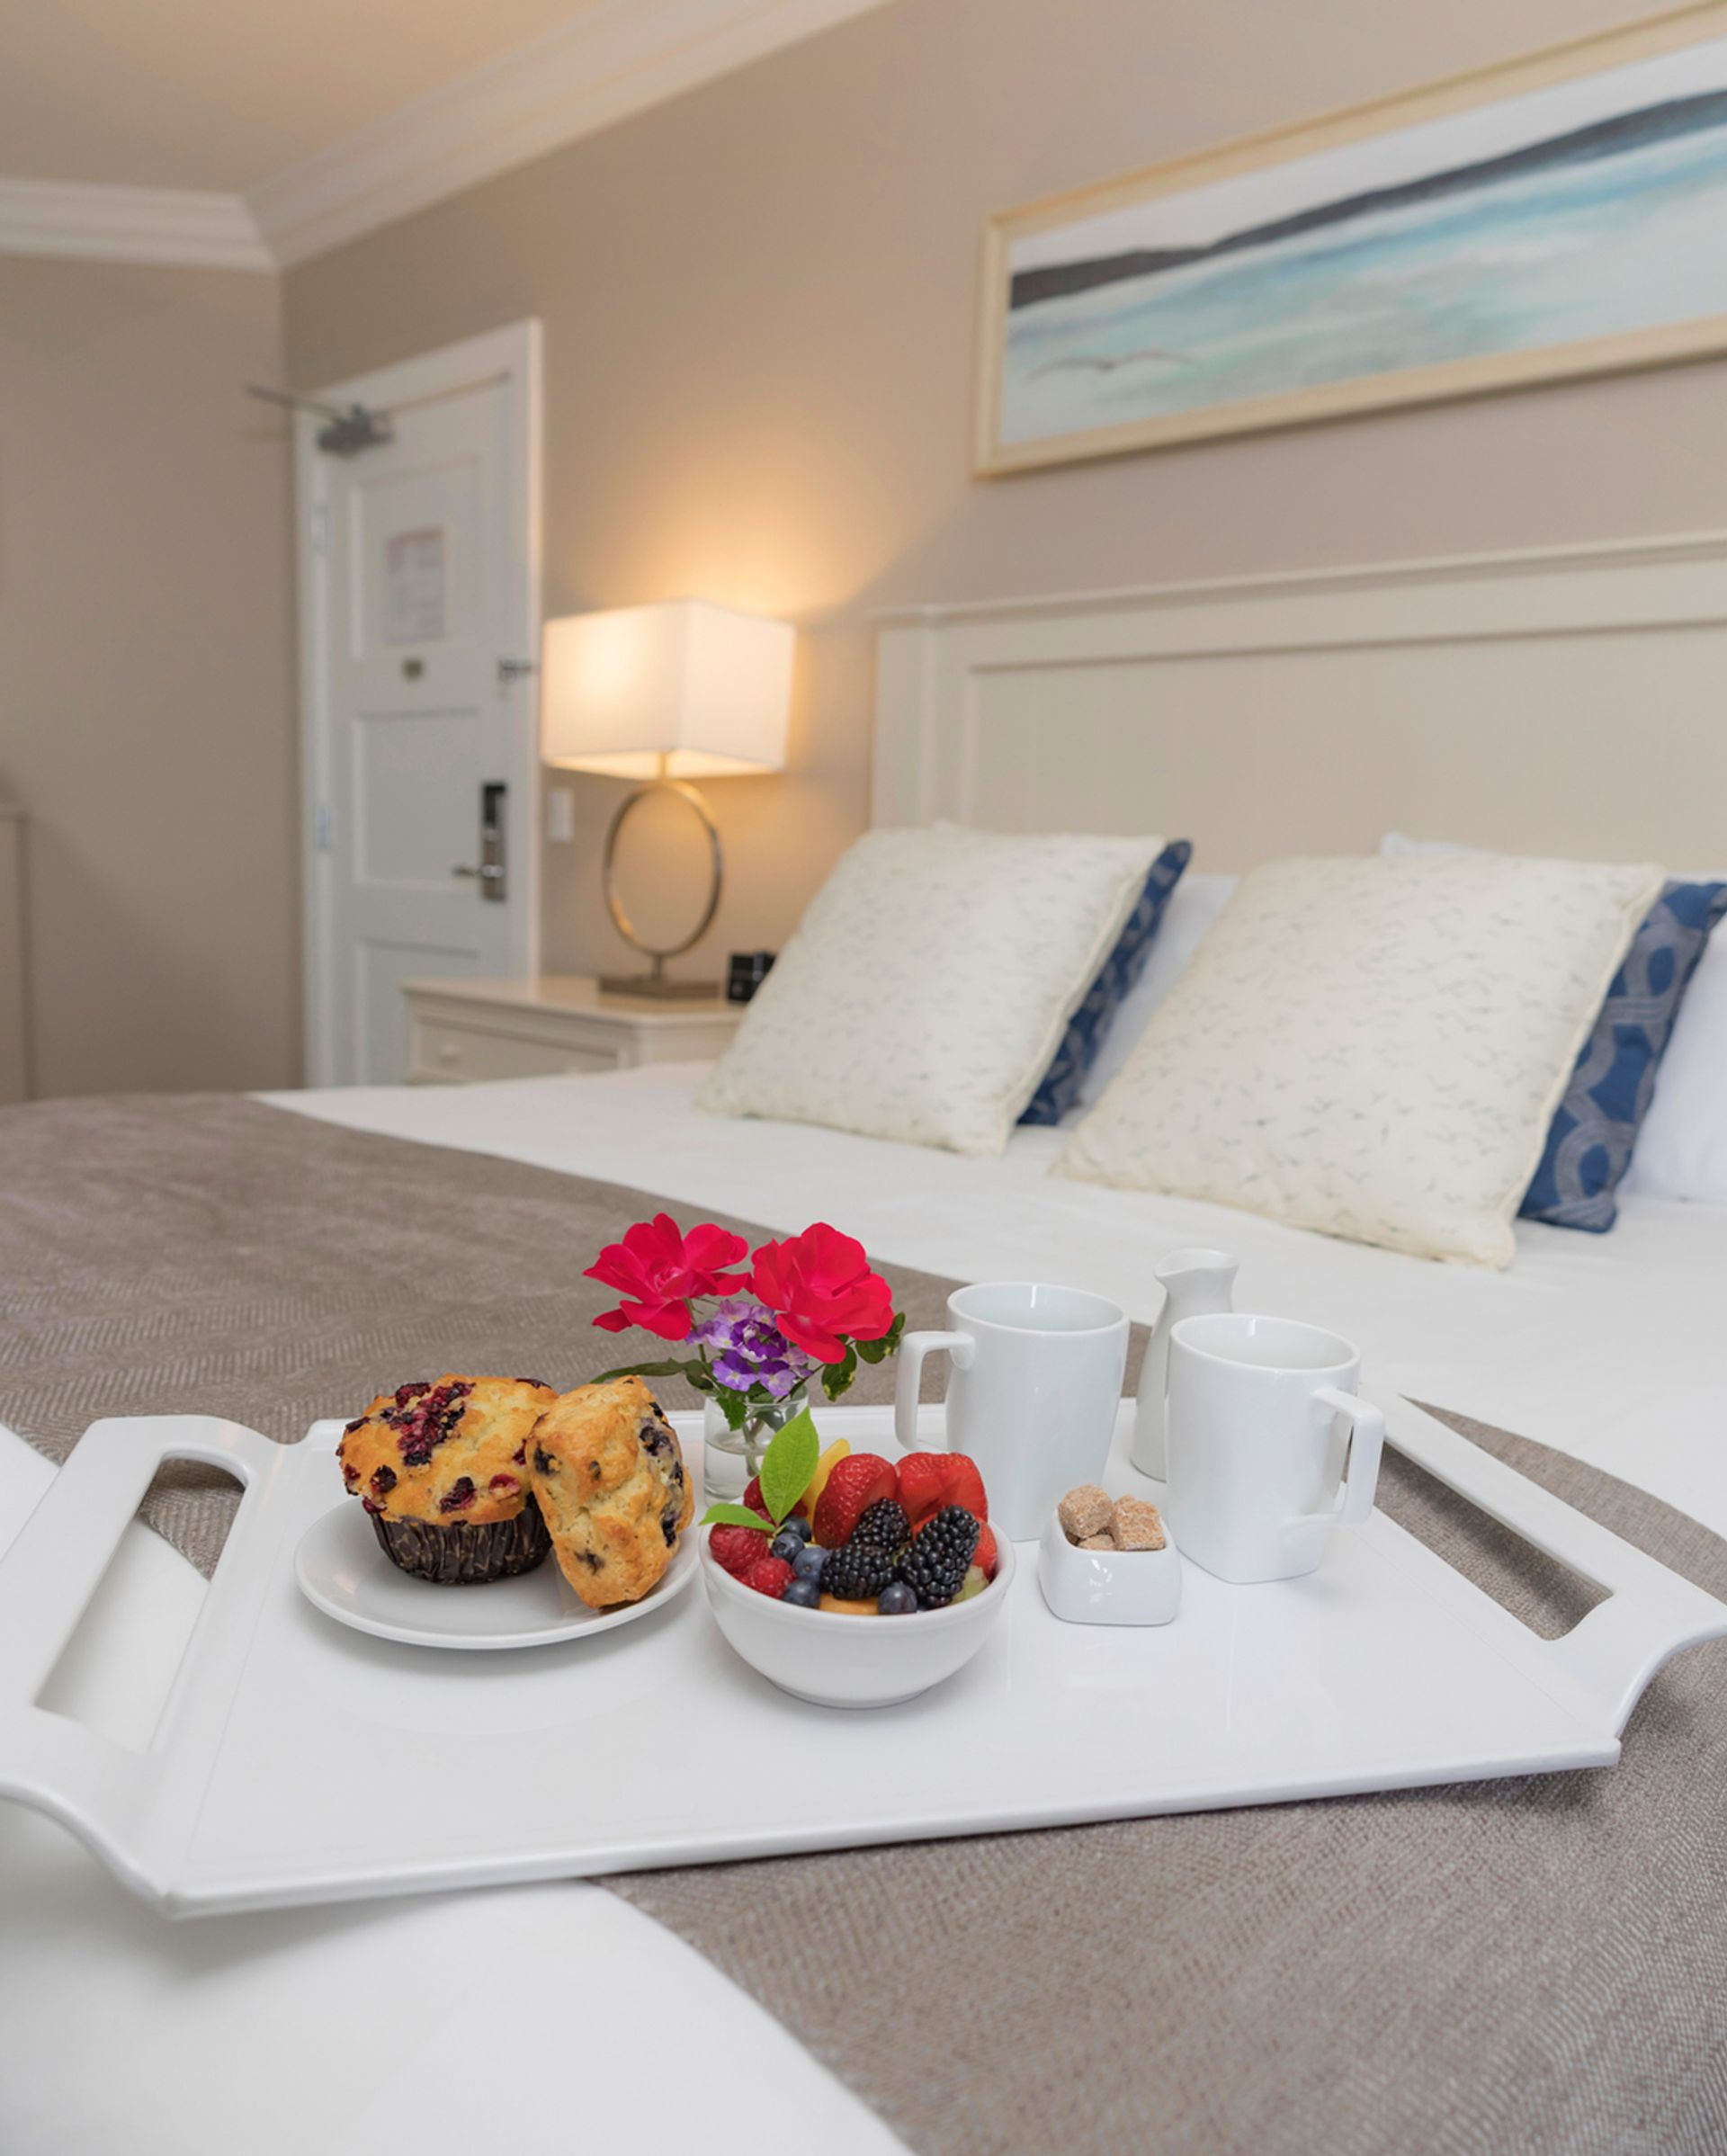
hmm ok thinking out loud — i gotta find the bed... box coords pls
[4,532,1727,2156]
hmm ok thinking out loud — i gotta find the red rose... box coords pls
[586,1214,748,1341]
[748,1222,896,1364]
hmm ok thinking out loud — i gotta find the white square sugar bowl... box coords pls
[1037,1508,1182,1627]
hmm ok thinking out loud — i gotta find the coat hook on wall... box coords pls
[245,384,393,457]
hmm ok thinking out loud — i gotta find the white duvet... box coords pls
[4,1063,1724,2156]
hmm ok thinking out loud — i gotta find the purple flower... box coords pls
[693,1296,818,1400]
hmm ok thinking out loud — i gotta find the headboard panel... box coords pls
[872,533,1727,868]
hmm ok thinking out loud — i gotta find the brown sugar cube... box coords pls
[1059,1484,1115,1542]
[1079,1533,1117,1552]
[1112,1496,1166,1552]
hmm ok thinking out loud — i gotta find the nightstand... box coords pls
[400,976,743,1086]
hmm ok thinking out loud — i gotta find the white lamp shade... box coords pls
[540,599,793,780]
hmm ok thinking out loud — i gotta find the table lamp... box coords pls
[541,599,794,997]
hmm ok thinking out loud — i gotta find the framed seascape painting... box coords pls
[975,3,1727,473]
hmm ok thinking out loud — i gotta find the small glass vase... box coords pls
[702,1382,812,1501]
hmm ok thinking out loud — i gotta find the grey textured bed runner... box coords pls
[3,1094,1725,2156]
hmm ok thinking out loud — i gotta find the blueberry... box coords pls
[783,1578,821,1609]
[770,1529,803,1565]
[786,1516,814,1543]
[792,1544,827,1584]
[877,1581,917,1616]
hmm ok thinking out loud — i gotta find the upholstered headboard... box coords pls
[872,532,1727,869]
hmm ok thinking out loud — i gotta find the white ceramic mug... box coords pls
[1163,1312,1384,1585]
[894,1282,1129,1542]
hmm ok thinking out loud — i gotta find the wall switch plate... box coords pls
[547,788,575,844]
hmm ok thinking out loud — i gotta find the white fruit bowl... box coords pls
[699,1526,1016,1709]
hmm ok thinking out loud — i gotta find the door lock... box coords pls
[452,782,507,901]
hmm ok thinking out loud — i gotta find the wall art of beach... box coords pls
[999,38,1727,447]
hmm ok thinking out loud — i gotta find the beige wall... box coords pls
[283,0,1727,982]
[0,256,298,1095]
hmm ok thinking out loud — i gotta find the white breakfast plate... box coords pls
[293,1499,699,1650]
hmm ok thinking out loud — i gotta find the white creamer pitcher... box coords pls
[1131,1248,1239,1480]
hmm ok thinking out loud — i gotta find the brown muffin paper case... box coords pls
[369,1495,551,1584]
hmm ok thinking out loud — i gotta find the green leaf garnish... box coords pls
[700,1502,775,1533]
[758,1405,821,1526]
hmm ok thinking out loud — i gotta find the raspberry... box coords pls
[741,1555,793,1599]
[711,1525,770,1577]
[811,1454,898,1548]
[974,1523,999,1580]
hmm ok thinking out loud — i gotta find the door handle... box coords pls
[452,783,506,901]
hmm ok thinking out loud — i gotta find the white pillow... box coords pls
[701,824,1165,1156]
[1057,851,1663,1266]
[1077,872,1238,1109]
[1623,900,1727,1205]
[1384,833,1727,1209]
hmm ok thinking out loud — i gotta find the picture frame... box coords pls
[974,2,1727,474]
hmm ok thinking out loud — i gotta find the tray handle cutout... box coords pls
[0,1417,283,1901]
[1375,1391,1727,1734]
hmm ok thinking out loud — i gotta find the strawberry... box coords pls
[810,1453,898,1548]
[943,1456,989,1524]
[895,1452,989,1528]
[974,1522,998,1580]
[741,1555,793,1599]
[894,1453,948,1527]
[710,1525,770,1577]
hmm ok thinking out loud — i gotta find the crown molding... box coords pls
[247,0,893,268]
[0,177,273,272]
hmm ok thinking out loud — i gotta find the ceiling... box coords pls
[0,0,604,192]
[0,0,892,267]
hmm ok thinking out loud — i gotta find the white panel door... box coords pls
[298,323,541,1085]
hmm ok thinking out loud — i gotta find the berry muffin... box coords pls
[527,1375,693,1609]
[338,1375,558,1584]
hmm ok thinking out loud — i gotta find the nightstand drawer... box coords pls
[401,975,743,1085]
[409,1015,622,1085]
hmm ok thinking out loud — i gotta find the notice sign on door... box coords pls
[383,527,445,646]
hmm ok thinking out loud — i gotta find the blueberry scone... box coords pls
[337,1375,558,1583]
[527,1375,693,1608]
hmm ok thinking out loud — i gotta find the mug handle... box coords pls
[1299,1386,1385,1527]
[893,1330,974,1454]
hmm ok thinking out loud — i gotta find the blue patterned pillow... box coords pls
[1020,841,1192,1126]
[1521,879,1727,1231]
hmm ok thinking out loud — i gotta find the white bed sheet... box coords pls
[5,1062,1723,2156]
[272,1063,1727,1537]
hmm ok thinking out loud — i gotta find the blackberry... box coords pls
[820,1537,899,1602]
[898,1507,980,1608]
[851,1498,909,1553]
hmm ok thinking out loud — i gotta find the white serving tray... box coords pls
[2,1395,1723,1918]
